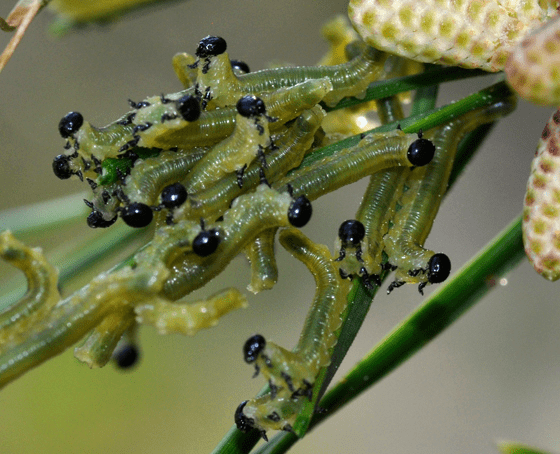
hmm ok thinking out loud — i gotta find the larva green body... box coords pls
[181,106,324,220]
[0,232,60,348]
[122,147,206,206]
[231,44,387,107]
[184,101,273,193]
[274,129,428,200]
[161,185,306,300]
[384,96,517,292]
[348,97,407,280]
[236,229,349,436]
[177,37,387,108]
[0,262,169,388]
[134,78,332,151]
[245,228,279,294]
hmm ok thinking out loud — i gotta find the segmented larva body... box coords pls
[274,129,434,200]
[523,108,560,280]
[384,96,517,293]
[244,228,279,294]
[0,232,60,349]
[184,96,274,192]
[236,229,350,436]
[134,78,331,151]
[348,0,558,72]
[182,106,325,221]
[506,15,560,105]
[161,185,312,300]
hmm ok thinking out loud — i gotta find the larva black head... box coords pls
[243,334,266,363]
[230,59,250,74]
[52,154,72,179]
[407,138,435,167]
[338,220,365,246]
[234,401,253,433]
[113,344,139,369]
[87,211,118,229]
[196,36,227,58]
[236,95,266,118]
[288,195,312,228]
[121,203,153,228]
[192,228,220,257]
[427,253,451,284]
[175,95,201,122]
[160,182,187,209]
[58,111,83,138]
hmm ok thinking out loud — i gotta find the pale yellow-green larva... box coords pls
[523,108,560,280]
[348,0,558,72]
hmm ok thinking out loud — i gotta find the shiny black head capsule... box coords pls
[52,154,72,179]
[288,195,312,228]
[160,182,187,209]
[230,59,250,74]
[176,95,201,122]
[196,36,227,58]
[87,211,118,229]
[338,220,365,246]
[427,253,451,284]
[243,334,266,363]
[236,95,266,118]
[121,203,153,228]
[113,344,140,369]
[192,228,220,257]
[407,137,435,167]
[58,111,83,138]
[234,401,253,433]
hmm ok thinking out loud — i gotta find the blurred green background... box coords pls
[0,1,559,453]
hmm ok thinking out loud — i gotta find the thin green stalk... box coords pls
[323,65,489,112]
[256,215,525,454]
[301,81,513,168]
[0,192,89,236]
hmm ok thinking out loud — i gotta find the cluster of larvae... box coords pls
[0,21,517,438]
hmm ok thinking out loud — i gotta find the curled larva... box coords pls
[184,95,274,192]
[160,185,312,300]
[134,78,332,151]
[244,228,279,294]
[506,15,560,106]
[384,96,517,293]
[342,96,410,286]
[274,128,434,200]
[0,261,170,389]
[181,106,325,221]
[180,34,387,109]
[0,231,60,349]
[348,0,557,72]
[235,228,350,437]
[122,147,206,206]
[523,108,560,280]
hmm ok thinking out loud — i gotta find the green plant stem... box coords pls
[323,65,489,112]
[301,81,512,168]
[256,215,525,454]
[0,192,89,236]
